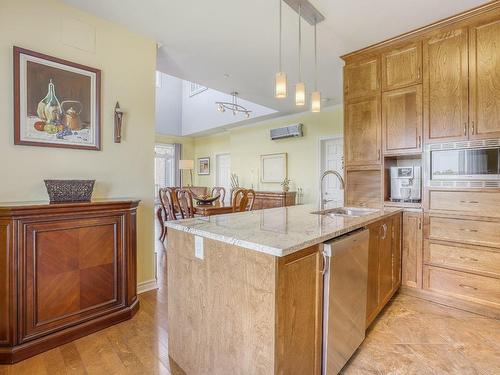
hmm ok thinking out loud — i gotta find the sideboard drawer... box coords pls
[426,242,500,277]
[429,190,500,217]
[429,216,500,248]
[424,266,500,307]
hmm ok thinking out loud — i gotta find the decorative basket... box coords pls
[44,180,95,202]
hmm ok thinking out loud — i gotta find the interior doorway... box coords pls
[215,153,231,203]
[319,137,344,209]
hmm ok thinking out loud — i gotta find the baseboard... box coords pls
[137,279,159,294]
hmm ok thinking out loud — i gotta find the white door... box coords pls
[320,138,344,208]
[216,153,231,203]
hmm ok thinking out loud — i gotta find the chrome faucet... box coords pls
[320,170,345,210]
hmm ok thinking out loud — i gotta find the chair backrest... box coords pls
[176,189,195,218]
[232,188,256,212]
[159,188,177,221]
[211,186,226,204]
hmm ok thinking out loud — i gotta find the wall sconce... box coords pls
[114,102,124,143]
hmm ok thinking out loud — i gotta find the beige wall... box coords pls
[0,0,157,285]
[192,106,343,204]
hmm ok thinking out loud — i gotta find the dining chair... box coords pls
[211,186,226,204]
[232,188,256,212]
[158,187,178,241]
[176,188,196,219]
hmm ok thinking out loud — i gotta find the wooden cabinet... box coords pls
[0,200,139,364]
[252,191,296,210]
[382,42,422,91]
[423,27,469,142]
[469,18,500,139]
[345,168,382,208]
[345,96,381,166]
[382,85,422,154]
[344,57,380,99]
[366,213,402,327]
[402,212,423,288]
[429,190,500,218]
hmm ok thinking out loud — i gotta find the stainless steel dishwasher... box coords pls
[322,228,370,375]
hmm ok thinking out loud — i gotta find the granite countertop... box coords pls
[166,204,402,257]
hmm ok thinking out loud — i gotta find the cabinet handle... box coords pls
[418,136,422,149]
[417,67,421,80]
[378,149,381,160]
[321,252,328,275]
[459,256,478,262]
[459,284,478,291]
[381,223,388,240]
[460,228,478,233]
[464,123,467,136]
[471,121,475,135]
[418,219,422,230]
[460,200,479,204]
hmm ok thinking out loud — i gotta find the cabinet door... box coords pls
[423,28,469,142]
[378,219,394,304]
[382,85,423,154]
[366,222,381,327]
[382,42,422,91]
[469,18,500,139]
[345,168,382,209]
[344,58,380,99]
[402,212,423,289]
[345,96,381,166]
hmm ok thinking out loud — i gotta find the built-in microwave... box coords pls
[428,140,500,182]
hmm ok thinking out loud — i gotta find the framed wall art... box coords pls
[14,47,101,150]
[260,153,287,183]
[198,157,210,175]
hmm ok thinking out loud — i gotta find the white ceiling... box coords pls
[64,0,487,115]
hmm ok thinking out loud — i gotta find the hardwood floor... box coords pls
[0,236,499,374]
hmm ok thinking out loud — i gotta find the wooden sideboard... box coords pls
[252,191,296,210]
[0,199,140,364]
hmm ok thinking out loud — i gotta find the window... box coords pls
[155,144,176,197]
[189,82,207,97]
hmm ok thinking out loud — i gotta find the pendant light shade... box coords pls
[275,72,287,98]
[296,82,306,106]
[275,0,287,98]
[311,21,321,112]
[311,91,321,112]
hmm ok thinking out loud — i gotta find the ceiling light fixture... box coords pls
[275,0,287,98]
[215,92,251,118]
[295,3,305,106]
[311,21,321,112]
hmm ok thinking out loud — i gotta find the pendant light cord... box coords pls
[314,22,317,91]
[278,0,282,72]
[298,4,302,82]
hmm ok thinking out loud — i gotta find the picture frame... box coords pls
[260,153,287,183]
[198,157,210,175]
[14,46,101,151]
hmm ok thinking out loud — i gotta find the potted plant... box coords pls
[280,177,291,192]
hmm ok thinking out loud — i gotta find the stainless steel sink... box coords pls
[311,207,379,217]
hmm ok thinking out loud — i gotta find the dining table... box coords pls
[194,202,234,217]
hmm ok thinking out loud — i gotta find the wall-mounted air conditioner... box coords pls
[270,123,303,140]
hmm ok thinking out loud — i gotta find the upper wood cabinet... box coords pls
[345,95,381,166]
[345,168,382,209]
[382,42,422,91]
[423,27,469,142]
[344,57,380,99]
[469,18,500,140]
[382,85,422,154]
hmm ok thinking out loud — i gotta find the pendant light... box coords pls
[311,21,321,112]
[275,0,287,98]
[295,3,306,106]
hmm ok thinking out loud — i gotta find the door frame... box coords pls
[317,136,344,207]
[214,152,231,200]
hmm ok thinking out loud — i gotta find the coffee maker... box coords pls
[390,166,421,203]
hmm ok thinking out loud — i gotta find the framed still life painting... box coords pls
[13,47,101,150]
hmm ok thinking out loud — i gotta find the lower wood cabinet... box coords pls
[366,213,402,327]
[252,191,296,210]
[402,212,423,288]
[0,200,139,364]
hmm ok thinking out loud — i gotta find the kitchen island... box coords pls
[165,205,402,375]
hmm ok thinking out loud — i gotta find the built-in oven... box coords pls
[426,139,500,188]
